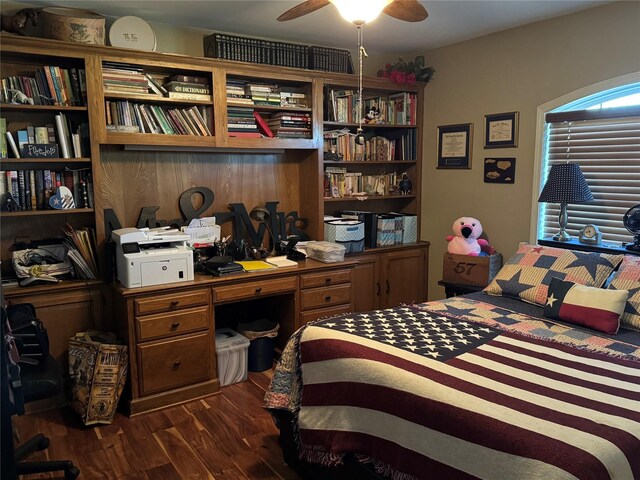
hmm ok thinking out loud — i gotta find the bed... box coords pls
[264,246,640,480]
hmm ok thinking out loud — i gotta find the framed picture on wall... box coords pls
[437,123,473,169]
[484,111,519,148]
[484,157,516,184]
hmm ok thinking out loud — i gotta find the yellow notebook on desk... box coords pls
[236,260,277,272]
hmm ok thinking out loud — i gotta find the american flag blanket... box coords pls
[264,298,640,480]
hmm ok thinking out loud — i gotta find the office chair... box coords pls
[2,305,80,480]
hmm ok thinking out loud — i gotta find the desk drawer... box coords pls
[136,306,210,341]
[212,276,297,303]
[134,289,209,316]
[300,304,352,326]
[300,283,351,310]
[300,269,351,289]
[138,332,211,396]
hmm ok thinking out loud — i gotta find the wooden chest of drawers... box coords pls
[115,287,217,415]
[299,268,352,326]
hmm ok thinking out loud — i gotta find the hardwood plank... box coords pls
[145,464,182,480]
[14,372,301,480]
[153,427,215,480]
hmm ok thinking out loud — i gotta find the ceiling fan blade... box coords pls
[383,0,428,22]
[277,0,331,21]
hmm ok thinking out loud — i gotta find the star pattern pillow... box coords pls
[484,243,624,306]
[607,255,640,331]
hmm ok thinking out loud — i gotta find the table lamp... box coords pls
[250,206,277,256]
[538,163,593,242]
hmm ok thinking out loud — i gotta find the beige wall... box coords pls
[417,1,640,300]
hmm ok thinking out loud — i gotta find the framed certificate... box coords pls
[484,111,518,148]
[437,123,473,169]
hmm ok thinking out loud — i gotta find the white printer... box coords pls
[112,227,194,288]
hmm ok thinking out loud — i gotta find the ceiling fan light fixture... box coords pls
[329,0,392,24]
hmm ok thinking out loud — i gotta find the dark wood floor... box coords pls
[13,370,302,479]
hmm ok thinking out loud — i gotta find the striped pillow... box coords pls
[544,278,628,334]
[484,244,623,306]
[607,255,640,331]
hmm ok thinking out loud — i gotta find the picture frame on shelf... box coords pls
[484,157,516,184]
[484,111,519,148]
[437,123,473,169]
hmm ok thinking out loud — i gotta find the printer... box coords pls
[112,227,194,288]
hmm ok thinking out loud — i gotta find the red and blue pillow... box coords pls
[543,278,628,334]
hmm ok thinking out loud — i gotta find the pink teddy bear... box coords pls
[446,216,489,256]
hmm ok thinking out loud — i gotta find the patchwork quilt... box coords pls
[265,297,640,480]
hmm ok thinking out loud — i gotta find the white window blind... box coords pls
[542,106,640,244]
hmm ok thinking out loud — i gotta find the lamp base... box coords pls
[553,231,572,242]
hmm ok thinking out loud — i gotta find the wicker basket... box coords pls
[41,7,105,45]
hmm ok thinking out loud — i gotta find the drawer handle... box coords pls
[170,300,179,307]
[376,282,381,296]
[173,361,182,368]
[170,322,180,329]
[325,295,332,302]
[255,287,262,294]
[386,280,391,295]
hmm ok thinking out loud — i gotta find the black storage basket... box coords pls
[237,319,279,372]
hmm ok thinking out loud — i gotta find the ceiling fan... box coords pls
[277,0,428,24]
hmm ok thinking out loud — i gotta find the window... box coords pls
[538,83,640,244]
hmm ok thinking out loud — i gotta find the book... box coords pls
[0,118,6,158]
[253,111,274,138]
[236,260,277,272]
[6,132,20,158]
[145,73,168,95]
[55,113,71,158]
[163,81,211,94]
[167,74,209,85]
[265,256,298,268]
[166,91,212,101]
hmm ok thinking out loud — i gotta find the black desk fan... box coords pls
[623,204,640,252]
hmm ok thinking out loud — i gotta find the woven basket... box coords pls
[41,7,105,45]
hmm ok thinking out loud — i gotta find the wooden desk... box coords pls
[112,258,356,415]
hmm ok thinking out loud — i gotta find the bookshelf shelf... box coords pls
[229,102,312,113]
[324,195,416,202]
[323,160,417,166]
[104,92,213,105]
[0,104,88,112]
[2,278,102,295]
[0,208,95,217]
[105,132,216,146]
[0,158,91,165]
[323,121,417,129]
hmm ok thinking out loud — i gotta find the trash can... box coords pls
[237,319,279,372]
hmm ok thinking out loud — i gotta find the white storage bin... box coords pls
[305,241,346,263]
[215,328,250,386]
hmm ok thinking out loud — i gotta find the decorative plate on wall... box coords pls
[108,16,156,51]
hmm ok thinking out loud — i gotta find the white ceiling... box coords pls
[24,0,612,53]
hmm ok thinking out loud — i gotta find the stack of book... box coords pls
[267,112,311,139]
[245,83,280,106]
[105,100,211,136]
[227,107,260,138]
[163,74,211,101]
[226,79,253,105]
[1,66,86,106]
[102,62,149,96]
[323,168,398,199]
[280,90,308,108]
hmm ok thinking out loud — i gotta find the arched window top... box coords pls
[551,82,640,113]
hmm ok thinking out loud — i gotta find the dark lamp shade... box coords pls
[538,163,593,204]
